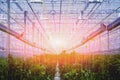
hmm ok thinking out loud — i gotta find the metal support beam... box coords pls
[83,0,89,11]
[14,2,23,11]
[0,23,51,53]
[7,0,10,55]
[107,17,120,31]
[0,46,4,50]
[81,23,106,45]
[67,17,120,51]
[0,8,4,13]
[32,22,35,54]
[0,23,20,37]
[107,31,110,51]
[23,11,27,58]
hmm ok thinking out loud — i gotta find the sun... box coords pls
[49,37,67,53]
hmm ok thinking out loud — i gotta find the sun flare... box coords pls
[49,37,67,53]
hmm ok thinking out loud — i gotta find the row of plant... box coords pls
[59,53,120,80]
[0,54,56,80]
[0,52,120,80]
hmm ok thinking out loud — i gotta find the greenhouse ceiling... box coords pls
[0,0,120,53]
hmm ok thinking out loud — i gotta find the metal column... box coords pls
[7,0,10,55]
[32,22,35,54]
[107,31,110,53]
[24,11,27,58]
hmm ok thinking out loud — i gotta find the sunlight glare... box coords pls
[50,37,67,53]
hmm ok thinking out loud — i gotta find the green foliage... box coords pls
[0,54,55,80]
[60,54,120,80]
[0,54,120,80]
[0,58,8,80]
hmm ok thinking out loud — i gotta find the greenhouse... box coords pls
[0,0,120,80]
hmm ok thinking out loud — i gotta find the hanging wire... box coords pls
[41,0,57,53]
[0,1,35,29]
[66,6,120,51]
[0,7,42,42]
[87,6,120,34]
[67,0,78,50]
[86,3,98,17]
[26,0,50,39]
[0,1,52,53]
[81,0,105,25]
[0,8,24,28]
[77,0,104,26]
[51,0,56,33]
[26,0,56,53]
[68,0,101,47]
[68,0,105,50]
[59,0,63,36]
